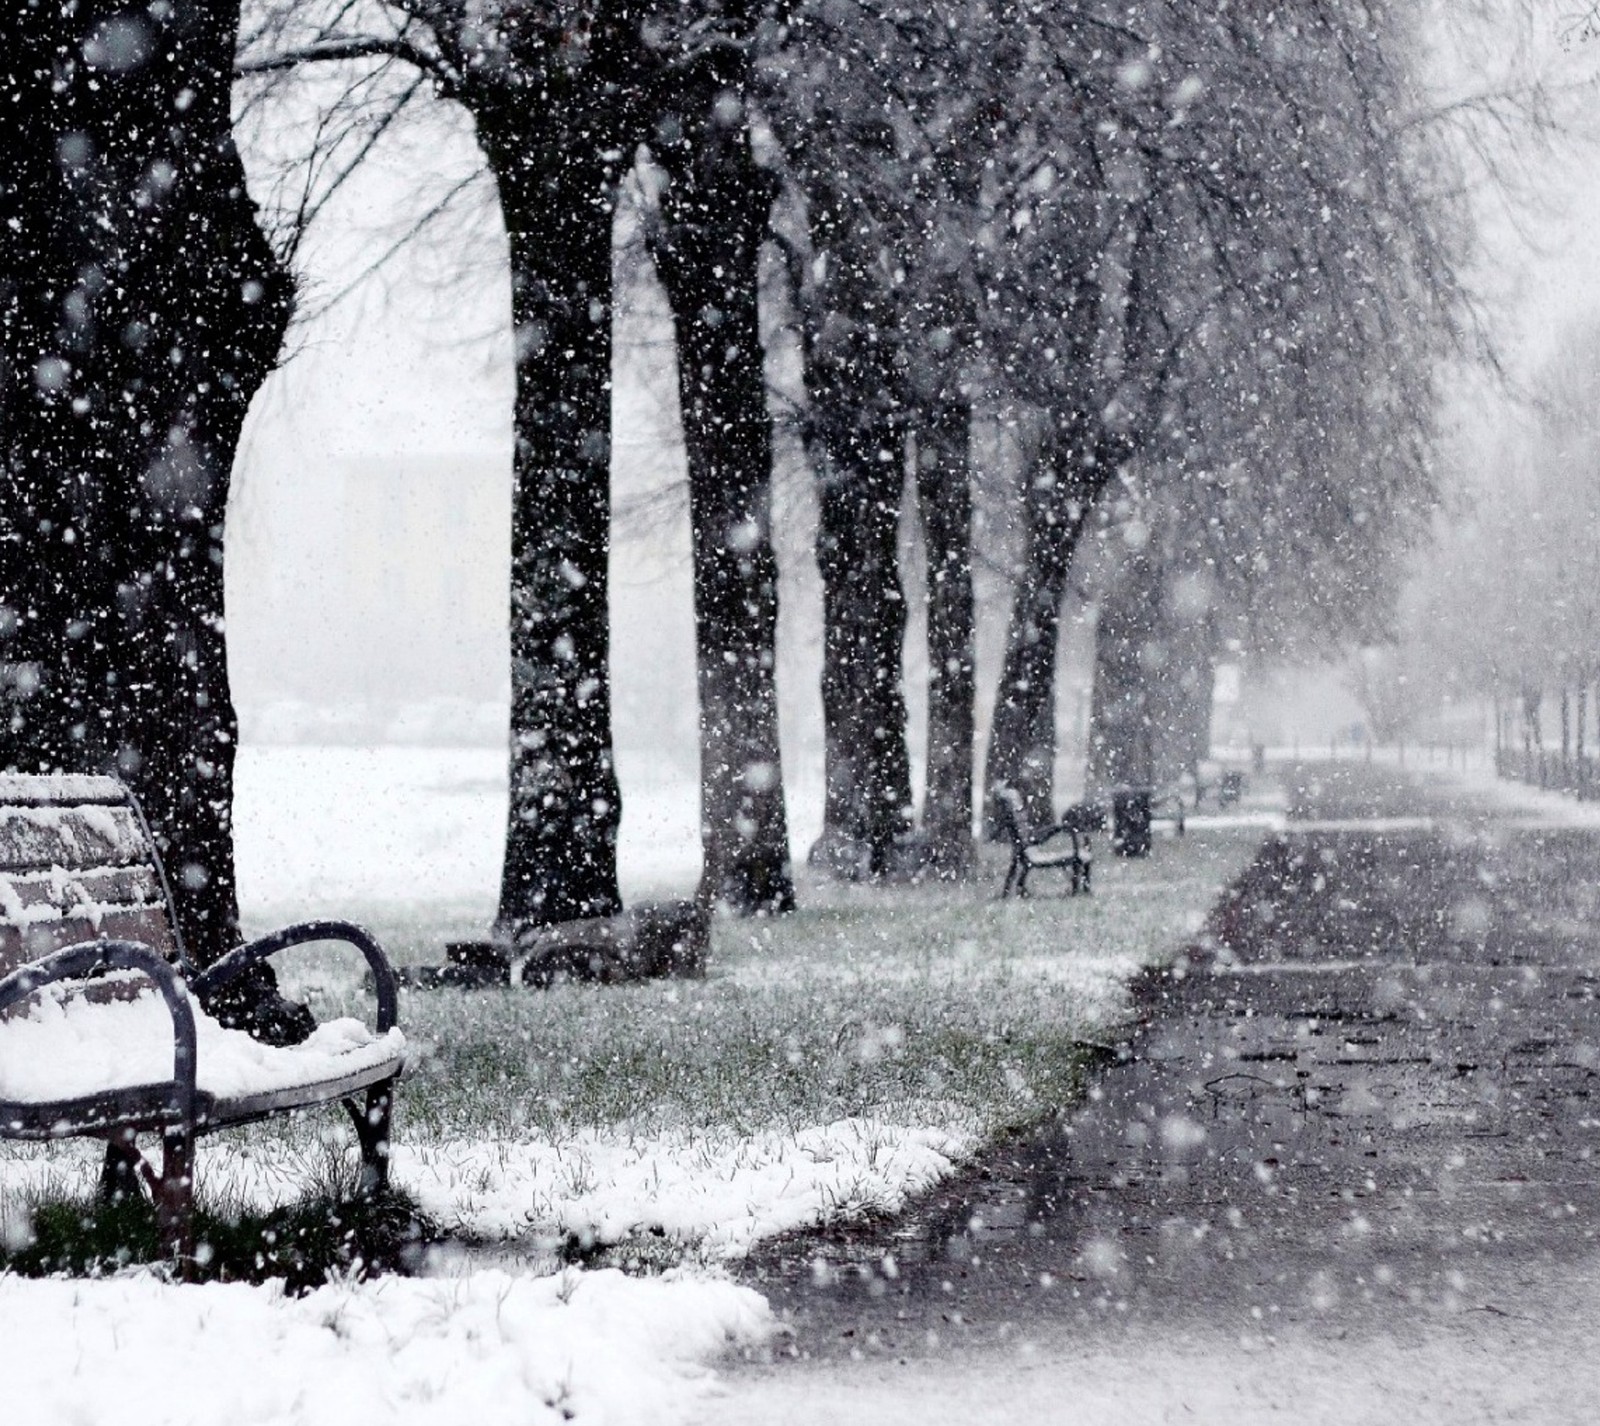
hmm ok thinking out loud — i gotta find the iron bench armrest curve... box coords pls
[0,939,199,1127]
[192,920,399,1035]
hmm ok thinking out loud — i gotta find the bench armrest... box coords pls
[0,940,199,1121]
[192,920,399,1035]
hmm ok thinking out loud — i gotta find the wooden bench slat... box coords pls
[0,805,151,872]
[0,773,128,806]
[0,863,173,980]
[0,911,177,981]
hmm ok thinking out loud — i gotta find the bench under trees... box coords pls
[0,775,405,1267]
[993,788,1099,898]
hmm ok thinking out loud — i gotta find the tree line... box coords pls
[3,0,1492,976]
[1393,317,1600,782]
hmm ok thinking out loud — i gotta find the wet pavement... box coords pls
[735,762,1600,1373]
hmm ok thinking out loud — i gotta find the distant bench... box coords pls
[994,780,1193,895]
[993,788,1100,897]
[0,774,405,1268]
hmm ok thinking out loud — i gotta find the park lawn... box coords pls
[1,823,1261,1268]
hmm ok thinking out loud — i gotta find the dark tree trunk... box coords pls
[981,263,1129,837]
[473,102,626,935]
[1523,688,1542,784]
[797,184,914,879]
[812,425,912,879]
[981,421,1101,835]
[648,77,795,914]
[1167,646,1217,783]
[1086,549,1161,796]
[1146,586,1215,789]
[1561,683,1572,779]
[913,395,976,873]
[0,2,290,965]
[1579,682,1588,784]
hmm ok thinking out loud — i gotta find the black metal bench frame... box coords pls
[0,778,402,1269]
[994,788,1100,898]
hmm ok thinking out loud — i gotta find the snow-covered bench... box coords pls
[0,774,405,1265]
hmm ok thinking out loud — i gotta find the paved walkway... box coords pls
[710,763,1600,1423]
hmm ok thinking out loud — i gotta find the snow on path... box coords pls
[0,1267,772,1426]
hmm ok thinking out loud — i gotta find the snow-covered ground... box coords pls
[0,744,1267,1424]
[231,743,805,913]
[0,1267,772,1426]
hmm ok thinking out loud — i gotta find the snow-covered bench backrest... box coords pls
[0,774,176,979]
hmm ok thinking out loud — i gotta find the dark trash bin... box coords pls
[1111,788,1152,858]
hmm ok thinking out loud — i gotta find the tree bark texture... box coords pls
[981,417,1105,835]
[982,205,1157,835]
[1578,682,1588,781]
[1115,563,1217,791]
[0,3,290,964]
[473,90,628,934]
[912,394,975,873]
[798,182,914,878]
[1085,548,1161,795]
[1154,632,1216,787]
[648,72,795,914]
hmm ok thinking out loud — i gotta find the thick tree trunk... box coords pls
[1145,583,1215,790]
[0,3,290,965]
[1086,549,1161,796]
[1562,683,1572,780]
[475,109,625,934]
[982,420,1102,835]
[1579,682,1589,786]
[648,83,795,914]
[913,395,976,873]
[812,422,913,878]
[981,275,1122,836]
[797,185,914,879]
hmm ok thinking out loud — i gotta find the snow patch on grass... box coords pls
[390,1117,969,1253]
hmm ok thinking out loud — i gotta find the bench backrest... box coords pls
[0,774,179,981]
[991,786,1027,849]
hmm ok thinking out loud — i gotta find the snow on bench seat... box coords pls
[0,975,404,1113]
[0,773,405,1254]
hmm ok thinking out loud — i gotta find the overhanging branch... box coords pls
[236,35,460,98]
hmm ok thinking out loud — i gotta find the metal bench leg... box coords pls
[154,1128,195,1272]
[346,1081,394,1196]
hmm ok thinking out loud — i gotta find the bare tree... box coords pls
[241,1,799,925]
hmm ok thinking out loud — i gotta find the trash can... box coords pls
[1111,788,1152,858]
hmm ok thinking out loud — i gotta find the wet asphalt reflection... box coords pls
[739,763,1600,1363]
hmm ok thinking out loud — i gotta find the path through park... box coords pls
[707,762,1600,1423]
